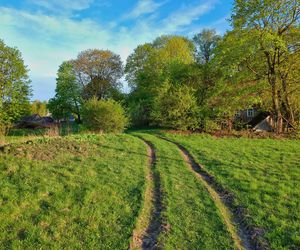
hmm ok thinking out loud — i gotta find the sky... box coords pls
[0,0,233,101]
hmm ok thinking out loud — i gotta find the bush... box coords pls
[204,119,221,132]
[81,98,129,133]
[151,83,200,130]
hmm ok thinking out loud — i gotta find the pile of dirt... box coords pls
[1,138,97,161]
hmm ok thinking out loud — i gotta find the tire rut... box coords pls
[130,137,163,250]
[158,136,266,250]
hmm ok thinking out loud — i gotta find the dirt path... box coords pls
[159,136,255,250]
[130,137,163,250]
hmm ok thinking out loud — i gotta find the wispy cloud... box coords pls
[161,1,217,33]
[28,0,94,12]
[0,0,221,100]
[123,0,165,19]
[187,16,230,37]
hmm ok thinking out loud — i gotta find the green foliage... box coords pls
[217,0,300,132]
[48,61,82,121]
[126,35,198,128]
[151,82,200,130]
[193,29,221,64]
[0,39,31,132]
[30,100,48,116]
[72,49,124,100]
[81,97,129,133]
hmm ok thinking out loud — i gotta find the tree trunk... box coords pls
[276,89,284,134]
[77,113,81,124]
[281,76,295,125]
[270,78,283,134]
[227,117,233,132]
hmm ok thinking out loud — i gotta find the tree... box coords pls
[72,49,124,100]
[151,81,200,130]
[193,29,221,64]
[219,0,300,133]
[125,35,196,127]
[192,29,222,101]
[31,100,48,116]
[0,39,31,133]
[48,61,82,121]
[81,97,129,133]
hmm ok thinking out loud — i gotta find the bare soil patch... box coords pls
[0,138,96,161]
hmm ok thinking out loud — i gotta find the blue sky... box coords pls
[0,0,233,101]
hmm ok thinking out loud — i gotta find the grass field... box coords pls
[0,134,148,249]
[1,130,299,249]
[131,132,235,249]
[161,131,300,249]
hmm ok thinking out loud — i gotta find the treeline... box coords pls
[124,0,300,133]
[0,0,299,134]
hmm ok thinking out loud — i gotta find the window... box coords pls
[247,108,254,117]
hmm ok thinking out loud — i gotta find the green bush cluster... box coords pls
[81,98,129,133]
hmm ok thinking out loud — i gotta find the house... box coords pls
[15,114,55,129]
[234,108,258,123]
[234,108,274,132]
[246,112,274,132]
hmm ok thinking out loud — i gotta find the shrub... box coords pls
[151,83,200,130]
[204,119,221,132]
[81,98,129,133]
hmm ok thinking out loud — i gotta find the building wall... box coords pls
[234,108,258,123]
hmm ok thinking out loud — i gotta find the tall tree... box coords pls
[192,29,223,129]
[0,39,31,132]
[193,29,221,64]
[125,35,196,127]
[48,61,82,121]
[72,49,124,100]
[226,0,300,132]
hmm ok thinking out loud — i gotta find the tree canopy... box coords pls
[72,49,124,100]
[31,100,48,117]
[48,61,82,121]
[0,39,31,132]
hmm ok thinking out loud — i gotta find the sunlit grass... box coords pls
[132,132,234,249]
[162,132,300,249]
[0,134,148,249]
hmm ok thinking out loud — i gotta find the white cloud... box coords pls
[161,1,217,33]
[29,0,94,11]
[123,0,165,19]
[0,1,219,100]
[186,16,230,37]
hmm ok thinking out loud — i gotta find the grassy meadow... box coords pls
[0,134,148,249]
[162,132,300,249]
[0,130,299,249]
[132,132,235,249]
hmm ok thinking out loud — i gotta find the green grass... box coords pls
[2,129,298,249]
[162,132,300,249]
[131,132,234,249]
[0,134,148,249]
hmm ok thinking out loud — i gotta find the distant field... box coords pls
[162,132,300,249]
[0,134,148,249]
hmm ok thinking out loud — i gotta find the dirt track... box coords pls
[159,136,267,250]
[130,137,163,250]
